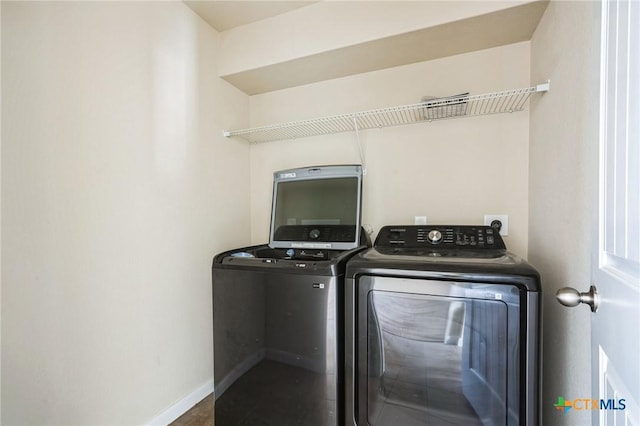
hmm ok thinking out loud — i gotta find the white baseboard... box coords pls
[146,379,214,426]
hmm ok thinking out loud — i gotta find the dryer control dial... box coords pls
[428,229,443,244]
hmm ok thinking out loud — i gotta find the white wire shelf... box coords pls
[224,81,550,144]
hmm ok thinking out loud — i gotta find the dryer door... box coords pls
[354,276,521,426]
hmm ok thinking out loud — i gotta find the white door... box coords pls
[592,0,639,424]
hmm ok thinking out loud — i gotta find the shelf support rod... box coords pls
[353,115,366,173]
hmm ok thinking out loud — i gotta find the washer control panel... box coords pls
[375,225,506,250]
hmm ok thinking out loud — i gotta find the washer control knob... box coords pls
[428,229,443,244]
[309,228,321,240]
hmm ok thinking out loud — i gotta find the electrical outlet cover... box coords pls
[414,216,427,225]
[484,214,509,236]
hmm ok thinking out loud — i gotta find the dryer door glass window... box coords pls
[364,287,510,426]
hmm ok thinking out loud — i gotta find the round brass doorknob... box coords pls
[556,285,599,312]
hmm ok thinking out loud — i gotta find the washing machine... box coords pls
[213,165,369,426]
[345,225,541,426]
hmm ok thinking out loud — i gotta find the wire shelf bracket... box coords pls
[223,81,550,144]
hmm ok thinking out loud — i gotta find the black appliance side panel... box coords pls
[213,267,341,426]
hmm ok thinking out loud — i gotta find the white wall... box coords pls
[1,2,249,424]
[249,42,532,257]
[529,1,600,424]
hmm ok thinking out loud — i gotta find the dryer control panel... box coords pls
[375,225,506,250]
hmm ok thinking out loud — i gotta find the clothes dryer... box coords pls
[345,225,541,426]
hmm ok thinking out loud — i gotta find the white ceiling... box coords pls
[183,1,316,32]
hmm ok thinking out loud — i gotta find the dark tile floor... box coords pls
[170,393,214,426]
